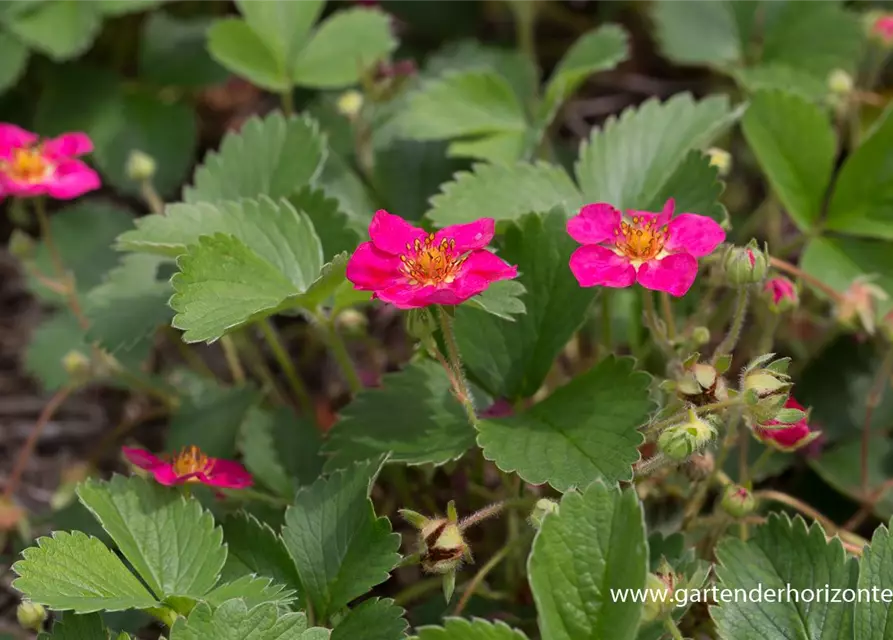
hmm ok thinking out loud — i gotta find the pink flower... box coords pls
[123,445,253,489]
[873,15,893,42]
[754,397,820,452]
[566,199,725,297]
[0,124,100,200]
[346,210,518,309]
[763,276,798,312]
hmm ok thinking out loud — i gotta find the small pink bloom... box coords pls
[123,445,253,489]
[763,276,799,312]
[754,397,820,452]
[567,199,725,297]
[873,15,893,42]
[0,124,100,200]
[346,210,518,309]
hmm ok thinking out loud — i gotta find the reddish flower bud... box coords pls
[763,277,799,313]
[753,397,821,452]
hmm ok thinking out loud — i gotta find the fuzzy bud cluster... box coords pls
[740,354,793,423]
[657,409,719,460]
[723,239,768,287]
[670,354,729,406]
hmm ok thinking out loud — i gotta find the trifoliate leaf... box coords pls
[183,112,326,204]
[412,618,528,640]
[332,598,408,640]
[170,600,329,640]
[575,93,732,210]
[477,357,650,491]
[4,0,101,61]
[825,103,893,240]
[541,25,628,121]
[856,519,893,637]
[322,360,477,470]
[289,187,361,261]
[220,512,303,598]
[291,8,396,89]
[528,481,647,640]
[282,458,401,620]
[76,475,227,600]
[648,150,727,223]
[742,90,835,231]
[207,18,287,92]
[204,575,295,610]
[235,0,323,71]
[651,1,744,68]
[426,162,580,227]
[712,514,856,639]
[464,280,526,320]
[240,406,323,498]
[454,211,596,400]
[39,613,109,640]
[12,531,158,613]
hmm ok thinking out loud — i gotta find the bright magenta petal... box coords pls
[636,253,698,297]
[435,218,495,252]
[376,283,432,308]
[566,203,621,245]
[368,209,425,255]
[0,176,48,198]
[204,459,253,488]
[122,446,166,471]
[42,132,93,158]
[346,241,404,290]
[569,245,636,288]
[665,213,725,258]
[45,160,101,199]
[152,467,189,486]
[0,124,37,156]
[461,249,517,281]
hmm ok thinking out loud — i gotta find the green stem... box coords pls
[259,319,314,418]
[140,180,165,215]
[511,0,538,70]
[682,409,742,528]
[660,292,677,341]
[220,334,246,384]
[280,89,295,116]
[393,577,444,608]
[645,397,743,434]
[712,288,750,364]
[453,537,526,616]
[436,306,477,427]
[664,616,686,640]
[319,315,363,394]
[600,290,613,356]
[642,290,675,358]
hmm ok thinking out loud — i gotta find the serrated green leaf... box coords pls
[477,357,650,491]
[84,254,173,354]
[712,514,855,639]
[648,150,726,223]
[167,374,259,458]
[221,512,303,598]
[541,25,628,121]
[12,531,158,613]
[332,598,408,640]
[575,93,732,210]
[171,600,329,640]
[454,211,596,400]
[184,112,326,204]
[400,70,527,142]
[282,458,401,620]
[4,0,101,61]
[426,162,580,226]
[446,131,526,164]
[323,360,477,470]
[825,103,893,239]
[856,520,893,638]
[733,65,829,103]
[742,90,835,231]
[76,475,227,600]
[289,187,361,261]
[651,1,743,68]
[0,33,29,92]
[205,575,295,610]
[139,13,227,87]
[528,481,647,640]
[464,280,526,320]
[207,18,287,92]
[235,0,323,70]
[291,8,396,89]
[39,613,109,640]
[240,406,323,498]
[412,618,528,640]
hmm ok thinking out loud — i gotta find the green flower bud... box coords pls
[721,485,757,518]
[8,229,35,261]
[529,498,559,530]
[828,69,854,95]
[400,501,472,575]
[337,90,364,119]
[126,149,156,182]
[658,410,718,460]
[641,572,677,622]
[706,147,732,177]
[62,350,92,380]
[692,326,710,346]
[724,240,768,286]
[17,600,46,631]
[741,355,793,422]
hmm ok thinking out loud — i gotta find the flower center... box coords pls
[1,147,52,183]
[399,233,467,287]
[613,216,668,262]
[171,445,214,479]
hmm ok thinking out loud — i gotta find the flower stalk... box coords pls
[712,287,750,364]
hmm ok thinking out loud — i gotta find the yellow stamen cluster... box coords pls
[399,233,467,286]
[613,216,668,262]
[1,147,51,183]
[171,445,214,479]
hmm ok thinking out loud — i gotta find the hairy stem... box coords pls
[220,335,246,384]
[259,319,314,419]
[664,617,685,640]
[660,291,677,341]
[712,288,750,364]
[642,290,675,358]
[453,538,524,616]
[436,306,478,427]
[320,315,363,394]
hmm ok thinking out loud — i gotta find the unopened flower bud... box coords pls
[742,357,792,423]
[657,410,718,460]
[400,501,473,575]
[724,240,768,286]
[337,90,364,119]
[641,571,678,622]
[16,600,46,631]
[706,147,732,177]
[529,498,559,530]
[62,350,91,379]
[828,69,854,96]
[8,229,35,260]
[126,149,156,182]
[836,275,888,335]
[676,360,727,406]
[686,452,715,481]
[868,13,893,46]
[335,308,368,335]
[692,326,710,346]
[721,485,756,518]
[763,276,799,313]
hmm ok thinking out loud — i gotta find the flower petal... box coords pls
[152,467,191,486]
[45,160,101,199]
[566,203,621,245]
[625,198,675,229]
[122,446,166,471]
[204,459,253,488]
[0,176,48,198]
[368,209,425,255]
[568,245,635,288]
[375,283,432,309]
[0,124,37,157]
[636,253,698,297]
[346,241,405,290]
[665,213,725,258]
[435,218,495,252]
[42,132,94,158]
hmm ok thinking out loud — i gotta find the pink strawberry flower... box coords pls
[0,124,100,200]
[754,397,820,452]
[763,276,798,312]
[873,15,893,43]
[567,198,725,297]
[346,210,518,309]
[123,445,253,489]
